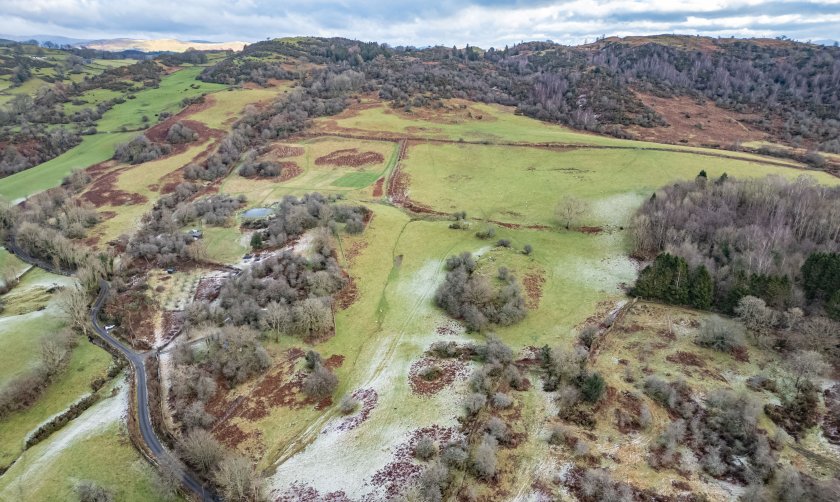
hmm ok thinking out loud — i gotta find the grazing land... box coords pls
[1,35,839,501]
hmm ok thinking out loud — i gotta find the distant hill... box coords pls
[81,38,247,53]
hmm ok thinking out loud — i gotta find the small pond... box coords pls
[242,207,273,219]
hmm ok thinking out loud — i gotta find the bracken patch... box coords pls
[315,148,384,168]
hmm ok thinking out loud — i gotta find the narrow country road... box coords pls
[5,239,217,501]
[90,280,218,501]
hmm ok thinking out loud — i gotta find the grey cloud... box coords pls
[1,0,838,47]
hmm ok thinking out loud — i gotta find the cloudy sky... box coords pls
[2,0,839,46]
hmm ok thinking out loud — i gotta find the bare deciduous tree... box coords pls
[555,195,590,229]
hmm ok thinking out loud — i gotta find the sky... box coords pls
[1,0,839,47]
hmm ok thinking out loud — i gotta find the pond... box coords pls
[241,207,273,219]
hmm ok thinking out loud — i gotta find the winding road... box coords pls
[5,240,217,501]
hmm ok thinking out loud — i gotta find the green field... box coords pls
[0,132,134,202]
[95,67,226,133]
[0,67,229,202]
[0,383,175,501]
[220,136,397,204]
[401,142,839,227]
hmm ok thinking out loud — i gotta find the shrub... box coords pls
[441,442,468,468]
[485,416,509,443]
[496,239,511,248]
[580,372,606,403]
[179,429,225,475]
[415,436,438,460]
[492,392,513,408]
[113,135,171,164]
[471,435,498,480]
[523,244,533,255]
[75,480,114,502]
[475,226,496,240]
[303,364,338,399]
[434,252,526,331]
[214,454,265,502]
[339,395,359,415]
[463,393,487,416]
[166,122,199,144]
[695,316,745,352]
[547,424,567,445]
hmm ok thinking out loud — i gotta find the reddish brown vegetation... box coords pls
[343,241,368,265]
[372,177,384,197]
[193,275,225,302]
[666,351,706,368]
[335,277,358,310]
[625,91,765,149]
[408,357,468,396]
[333,388,378,433]
[577,226,604,234]
[315,148,384,168]
[822,384,840,445]
[82,166,149,207]
[370,426,462,498]
[273,144,305,158]
[160,311,184,346]
[523,272,545,310]
[276,484,353,502]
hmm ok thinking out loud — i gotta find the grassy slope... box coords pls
[95,67,226,133]
[0,384,173,501]
[0,67,227,202]
[220,136,397,205]
[0,269,113,469]
[323,100,806,165]
[402,142,839,227]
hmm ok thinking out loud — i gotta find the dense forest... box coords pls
[200,36,840,154]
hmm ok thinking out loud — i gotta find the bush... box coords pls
[179,429,225,475]
[440,442,468,468]
[492,392,513,408]
[471,435,498,480]
[75,480,114,502]
[695,316,745,352]
[475,226,496,240]
[415,436,438,460]
[463,393,487,416]
[166,122,199,144]
[580,372,606,403]
[434,252,526,331]
[523,244,533,255]
[113,135,171,164]
[339,395,359,415]
[547,424,567,445]
[303,364,338,399]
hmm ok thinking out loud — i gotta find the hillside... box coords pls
[0,34,838,501]
[82,38,247,53]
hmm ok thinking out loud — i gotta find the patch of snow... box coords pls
[591,192,646,227]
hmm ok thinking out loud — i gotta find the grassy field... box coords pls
[220,136,397,204]
[0,132,134,202]
[0,269,114,470]
[189,85,290,129]
[401,142,840,227]
[0,67,229,202]
[207,99,840,497]
[95,67,226,133]
[0,382,175,502]
[319,100,807,165]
